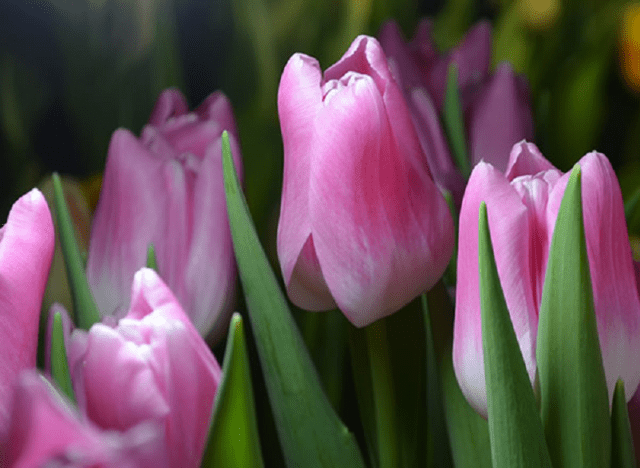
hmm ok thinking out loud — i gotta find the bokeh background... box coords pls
[3,0,640,235]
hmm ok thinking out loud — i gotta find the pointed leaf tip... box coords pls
[52,173,101,330]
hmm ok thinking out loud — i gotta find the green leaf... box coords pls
[221,131,366,468]
[611,379,637,468]
[439,344,492,468]
[478,202,552,468]
[146,243,159,273]
[365,318,400,468]
[202,313,264,468]
[51,173,101,330]
[350,299,430,468]
[536,164,611,468]
[422,294,453,468]
[443,63,470,179]
[50,311,75,404]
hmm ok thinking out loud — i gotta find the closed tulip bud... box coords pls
[454,141,640,417]
[66,268,221,468]
[277,35,454,327]
[0,189,54,438]
[87,89,242,341]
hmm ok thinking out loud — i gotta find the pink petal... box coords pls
[148,89,189,126]
[1,371,168,468]
[0,189,54,436]
[505,140,556,180]
[277,53,323,288]
[87,129,168,319]
[546,153,640,402]
[454,162,539,417]
[467,63,535,170]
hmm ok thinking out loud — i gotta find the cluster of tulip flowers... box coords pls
[2,17,640,468]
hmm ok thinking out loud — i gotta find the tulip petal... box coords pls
[182,134,241,339]
[467,63,535,171]
[505,140,556,180]
[148,88,189,126]
[277,53,323,288]
[546,153,640,402]
[0,189,54,437]
[87,129,169,319]
[1,371,168,468]
[309,49,453,325]
[454,162,539,416]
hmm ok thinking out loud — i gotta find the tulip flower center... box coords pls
[322,72,372,105]
[510,169,561,311]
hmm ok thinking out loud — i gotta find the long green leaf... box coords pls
[422,294,453,468]
[478,202,551,468]
[51,173,101,330]
[221,131,366,468]
[202,313,264,468]
[443,63,470,178]
[50,311,75,404]
[536,164,611,468]
[439,345,492,468]
[611,379,637,468]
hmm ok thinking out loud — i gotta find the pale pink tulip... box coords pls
[67,268,222,468]
[453,141,640,416]
[277,35,454,327]
[87,89,242,341]
[0,189,54,437]
[1,370,168,468]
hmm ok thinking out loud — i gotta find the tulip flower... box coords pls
[277,35,455,327]
[453,141,640,417]
[66,268,222,468]
[379,20,534,203]
[1,371,168,468]
[0,189,54,438]
[86,88,242,341]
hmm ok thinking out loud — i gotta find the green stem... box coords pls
[366,318,399,468]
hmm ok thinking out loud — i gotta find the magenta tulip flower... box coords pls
[0,189,54,437]
[66,268,222,468]
[87,89,242,341]
[277,35,455,327]
[378,20,533,203]
[453,141,640,416]
[1,371,168,468]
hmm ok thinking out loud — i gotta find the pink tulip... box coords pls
[0,189,54,438]
[379,20,533,202]
[66,268,222,468]
[87,88,242,341]
[453,141,640,417]
[1,371,168,468]
[277,35,454,327]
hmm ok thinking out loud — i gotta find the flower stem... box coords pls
[366,317,399,468]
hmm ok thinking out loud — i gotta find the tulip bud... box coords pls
[453,141,640,417]
[277,35,454,327]
[0,189,54,438]
[68,268,222,468]
[87,88,242,341]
